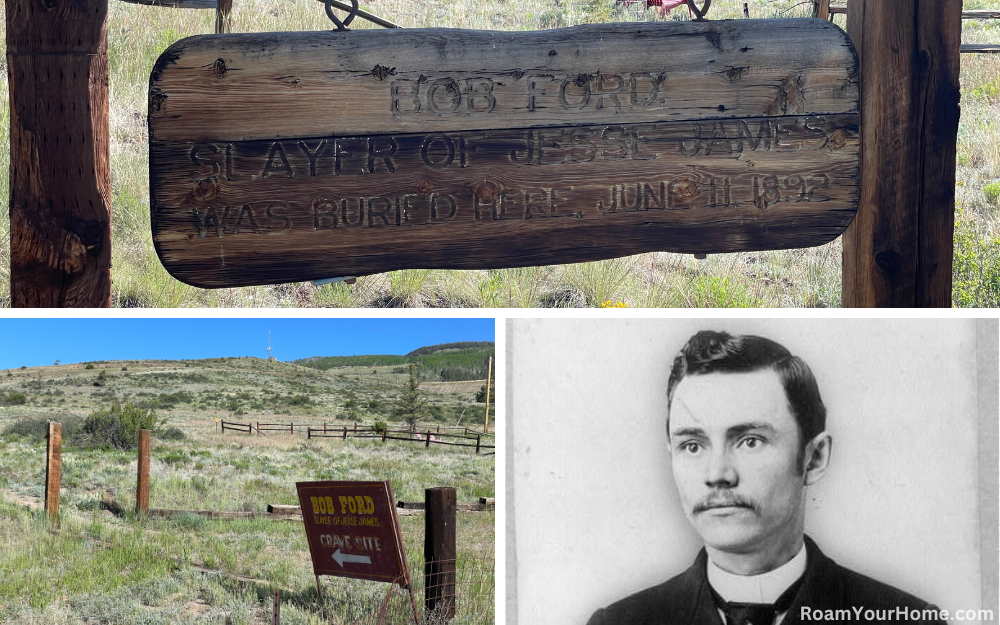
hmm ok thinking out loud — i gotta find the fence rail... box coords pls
[220,420,492,452]
[828,3,1000,53]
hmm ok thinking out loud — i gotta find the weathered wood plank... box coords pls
[149,20,860,286]
[961,44,1000,54]
[150,21,858,142]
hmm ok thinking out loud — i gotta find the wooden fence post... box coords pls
[343,426,347,440]
[426,431,431,448]
[842,0,961,307]
[425,487,456,620]
[382,427,386,442]
[45,422,62,527]
[136,429,150,516]
[476,434,481,454]
[6,0,112,307]
[812,0,830,19]
[272,589,280,625]
[484,357,492,434]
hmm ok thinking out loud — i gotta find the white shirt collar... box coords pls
[707,543,808,604]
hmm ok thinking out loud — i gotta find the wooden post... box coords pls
[426,431,431,448]
[45,422,62,527]
[424,487,456,620]
[484,357,492,434]
[307,428,312,440]
[272,589,280,625]
[343,426,347,440]
[216,0,232,34]
[813,0,830,19]
[290,422,293,434]
[136,429,150,516]
[382,427,387,442]
[6,0,112,307]
[476,434,481,454]
[324,422,327,433]
[842,0,961,307]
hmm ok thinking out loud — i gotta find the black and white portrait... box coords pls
[505,319,997,625]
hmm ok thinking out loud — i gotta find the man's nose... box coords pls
[704,447,738,488]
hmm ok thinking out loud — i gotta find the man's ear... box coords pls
[803,431,832,486]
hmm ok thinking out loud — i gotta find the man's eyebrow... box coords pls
[726,422,777,438]
[670,427,707,439]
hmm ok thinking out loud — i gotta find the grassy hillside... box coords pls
[0,353,491,426]
[295,342,495,382]
[0,357,495,623]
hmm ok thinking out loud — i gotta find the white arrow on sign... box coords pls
[332,549,372,567]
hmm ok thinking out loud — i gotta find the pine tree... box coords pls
[394,363,427,431]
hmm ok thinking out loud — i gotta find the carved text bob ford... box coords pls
[149,19,860,287]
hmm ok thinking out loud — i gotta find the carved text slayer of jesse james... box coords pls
[149,19,859,288]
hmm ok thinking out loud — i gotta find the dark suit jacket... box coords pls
[588,536,945,625]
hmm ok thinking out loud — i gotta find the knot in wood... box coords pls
[212,58,228,78]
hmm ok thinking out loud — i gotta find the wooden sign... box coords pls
[296,480,411,586]
[149,19,860,287]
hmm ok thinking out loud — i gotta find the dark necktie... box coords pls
[709,573,804,625]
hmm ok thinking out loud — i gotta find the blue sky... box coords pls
[0,318,494,369]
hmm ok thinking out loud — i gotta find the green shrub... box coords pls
[2,415,86,442]
[85,364,95,370]
[984,180,1000,206]
[83,402,165,450]
[0,391,28,406]
[161,426,186,441]
[161,450,188,465]
[475,384,495,404]
[372,420,387,434]
[289,395,311,406]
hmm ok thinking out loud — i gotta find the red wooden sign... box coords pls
[296,480,411,586]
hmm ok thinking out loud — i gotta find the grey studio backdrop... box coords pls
[506,318,998,625]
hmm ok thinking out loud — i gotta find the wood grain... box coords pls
[842,0,960,307]
[136,429,151,516]
[45,422,62,527]
[7,0,112,306]
[424,487,456,619]
[149,20,861,286]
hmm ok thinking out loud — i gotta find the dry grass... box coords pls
[0,0,998,306]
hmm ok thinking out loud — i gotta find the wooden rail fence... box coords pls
[220,419,494,452]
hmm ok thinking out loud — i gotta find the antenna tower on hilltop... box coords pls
[268,332,276,361]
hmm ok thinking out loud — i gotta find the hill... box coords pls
[293,341,495,382]
[0,354,491,427]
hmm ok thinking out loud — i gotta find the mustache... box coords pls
[693,493,759,514]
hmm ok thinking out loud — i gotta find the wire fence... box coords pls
[360,554,496,625]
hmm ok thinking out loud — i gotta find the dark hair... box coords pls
[667,331,826,446]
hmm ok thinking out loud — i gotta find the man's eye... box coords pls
[680,442,701,454]
[739,436,762,450]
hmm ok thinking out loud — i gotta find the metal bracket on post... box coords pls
[325,0,358,30]
[686,0,710,21]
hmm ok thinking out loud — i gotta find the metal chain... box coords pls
[325,0,358,30]
[686,0,711,21]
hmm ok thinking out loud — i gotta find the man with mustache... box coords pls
[588,331,944,625]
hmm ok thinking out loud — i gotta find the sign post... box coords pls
[149,19,860,287]
[296,480,418,622]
